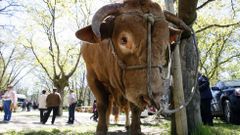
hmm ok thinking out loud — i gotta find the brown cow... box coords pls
[76,0,190,134]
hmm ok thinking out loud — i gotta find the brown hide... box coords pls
[76,0,187,134]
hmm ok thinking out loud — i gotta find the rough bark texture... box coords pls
[178,0,202,134]
[180,37,202,134]
[178,0,198,38]
[57,87,65,116]
[178,0,198,25]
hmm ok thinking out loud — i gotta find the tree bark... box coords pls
[178,0,202,134]
[57,87,65,116]
[180,37,202,134]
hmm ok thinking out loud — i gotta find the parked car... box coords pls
[211,80,240,124]
[16,94,26,107]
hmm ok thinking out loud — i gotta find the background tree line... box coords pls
[0,1,240,132]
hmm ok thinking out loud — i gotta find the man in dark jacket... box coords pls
[42,88,62,125]
[198,73,213,126]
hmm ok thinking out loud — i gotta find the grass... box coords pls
[192,119,240,135]
[209,120,240,135]
[1,119,239,135]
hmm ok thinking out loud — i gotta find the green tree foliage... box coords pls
[195,0,240,84]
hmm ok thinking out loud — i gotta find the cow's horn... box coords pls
[92,3,123,39]
[163,10,192,32]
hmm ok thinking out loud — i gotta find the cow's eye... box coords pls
[120,37,128,45]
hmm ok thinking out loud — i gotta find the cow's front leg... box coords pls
[130,103,143,135]
[96,99,109,135]
[87,77,109,135]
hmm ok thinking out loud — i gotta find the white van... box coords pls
[16,94,27,107]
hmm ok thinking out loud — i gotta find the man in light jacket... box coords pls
[38,90,48,123]
[67,90,77,124]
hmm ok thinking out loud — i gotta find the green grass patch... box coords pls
[209,120,240,135]
[192,119,240,135]
[192,125,213,135]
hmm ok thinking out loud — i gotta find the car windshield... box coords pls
[18,98,25,103]
[224,80,240,87]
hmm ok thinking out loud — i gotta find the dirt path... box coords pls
[0,110,169,134]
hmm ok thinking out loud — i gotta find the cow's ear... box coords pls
[75,22,114,43]
[169,26,182,51]
[75,25,98,43]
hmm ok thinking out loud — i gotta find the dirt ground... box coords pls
[0,110,170,135]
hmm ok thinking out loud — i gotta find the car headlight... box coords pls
[235,88,240,96]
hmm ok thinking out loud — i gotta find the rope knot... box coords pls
[144,13,155,25]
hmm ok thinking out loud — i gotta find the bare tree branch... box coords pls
[199,37,222,70]
[206,31,234,79]
[27,39,53,81]
[0,1,18,12]
[66,49,81,78]
[33,69,52,91]
[197,0,215,10]
[0,1,22,16]
[8,62,31,85]
[43,0,65,76]
[219,54,240,66]
[0,47,16,85]
[12,67,36,87]
[196,22,240,33]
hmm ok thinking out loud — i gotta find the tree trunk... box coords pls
[164,0,188,134]
[180,36,202,134]
[177,0,202,133]
[57,87,65,116]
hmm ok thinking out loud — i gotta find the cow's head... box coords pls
[76,0,190,111]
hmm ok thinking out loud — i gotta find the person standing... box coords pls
[42,88,61,125]
[67,90,77,124]
[21,100,27,111]
[26,100,32,112]
[90,100,98,122]
[198,73,213,126]
[2,85,17,122]
[38,90,48,123]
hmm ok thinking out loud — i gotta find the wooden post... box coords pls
[164,0,188,135]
